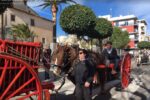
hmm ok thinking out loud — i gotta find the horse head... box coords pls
[51,44,78,75]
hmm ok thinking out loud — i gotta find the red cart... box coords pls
[0,39,54,100]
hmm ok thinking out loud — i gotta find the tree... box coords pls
[10,24,35,41]
[39,0,76,43]
[137,41,150,49]
[110,27,130,49]
[87,18,113,49]
[60,4,96,36]
[95,18,113,39]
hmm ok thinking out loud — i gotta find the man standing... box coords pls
[42,47,51,80]
[73,49,95,100]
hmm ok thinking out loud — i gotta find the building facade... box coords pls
[0,0,54,48]
[99,15,147,48]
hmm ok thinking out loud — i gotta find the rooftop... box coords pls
[11,0,53,22]
[137,19,147,25]
[99,15,137,21]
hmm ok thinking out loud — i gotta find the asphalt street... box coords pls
[48,59,150,100]
[11,59,150,100]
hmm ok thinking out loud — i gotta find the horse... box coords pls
[51,44,78,74]
[50,44,110,93]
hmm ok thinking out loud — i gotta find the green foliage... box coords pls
[110,27,130,49]
[10,24,35,41]
[39,0,77,9]
[137,41,150,49]
[95,18,113,39]
[60,4,96,36]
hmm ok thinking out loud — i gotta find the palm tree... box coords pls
[11,24,35,42]
[39,0,77,43]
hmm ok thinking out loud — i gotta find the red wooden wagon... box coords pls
[0,39,54,100]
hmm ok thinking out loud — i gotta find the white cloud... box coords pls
[129,3,150,33]
[75,0,85,4]
[27,1,43,8]
[114,2,150,33]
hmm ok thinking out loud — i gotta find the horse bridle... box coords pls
[50,47,78,92]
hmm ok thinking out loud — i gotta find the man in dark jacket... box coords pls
[102,41,118,80]
[103,41,118,65]
[42,48,51,80]
[73,49,95,100]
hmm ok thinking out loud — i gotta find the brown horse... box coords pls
[51,44,109,93]
[51,44,78,75]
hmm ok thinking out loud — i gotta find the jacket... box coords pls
[73,59,95,85]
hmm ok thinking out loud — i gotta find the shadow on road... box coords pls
[50,92,112,100]
[93,92,112,100]
[51,93,74,100]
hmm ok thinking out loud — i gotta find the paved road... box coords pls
[49,60,150,100]
[50,79,120,100]
[11,59,150,100]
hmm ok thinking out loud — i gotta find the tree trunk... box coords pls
[51,4,58,43]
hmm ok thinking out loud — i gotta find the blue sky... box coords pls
[28,0,150,36]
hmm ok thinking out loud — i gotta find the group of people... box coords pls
[72,41,131,100]
[41,41,131,100]
[135,49,150,66]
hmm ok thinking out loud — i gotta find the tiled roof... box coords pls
[12,1,53,22]
[12,1,39,16]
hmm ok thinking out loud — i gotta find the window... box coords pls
[42,38,45,44]
[125,21,128,26]
[115,22,119,26]
[119,21,126,26]
[129,35,135,39]
[30,19,35,26]
[128,20,134,25]
[141,26,144,31]
[11,15,15,21]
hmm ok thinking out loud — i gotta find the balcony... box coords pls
[129,32,138,34]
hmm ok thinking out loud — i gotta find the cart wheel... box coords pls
[121,53,131,89]
[121,71,129,89]
[0,54,43,100]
